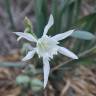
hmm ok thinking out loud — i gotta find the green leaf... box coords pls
[71,30,95,40]
[30,78,43,92]
[4,0,15,30]
[72,0,81,23]
[24,65,37,76]
[75,13,96,32]
[16,75,30,85]
[51,0,59,34]
[0,62,26,68]
[61,0,81,31]
[35,0,48,37]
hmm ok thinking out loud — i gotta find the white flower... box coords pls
[15,14,78,88]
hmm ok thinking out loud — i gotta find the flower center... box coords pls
[36,36,59,57]
[37,36,50,52]
[37,41,48,50]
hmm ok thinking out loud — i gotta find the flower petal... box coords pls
[22,50,36,61]
[43,57,50,88]
[14,32,37,42]
[52,30,74,41]
[17,37,22,41]
[58,47,78,59]
[43,14,54,36]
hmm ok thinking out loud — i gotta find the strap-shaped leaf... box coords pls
[71,30,95,40]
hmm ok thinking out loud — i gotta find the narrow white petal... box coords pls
[43,57,50,88]
[14,32,37,42]
[16,29,29,41]
[43,14,54,36]
[22,50,36,61]
[17,37,22,41]
[52,30,74,41]
[58,47,78,59]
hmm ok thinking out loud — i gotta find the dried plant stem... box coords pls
[60,80,70,96]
